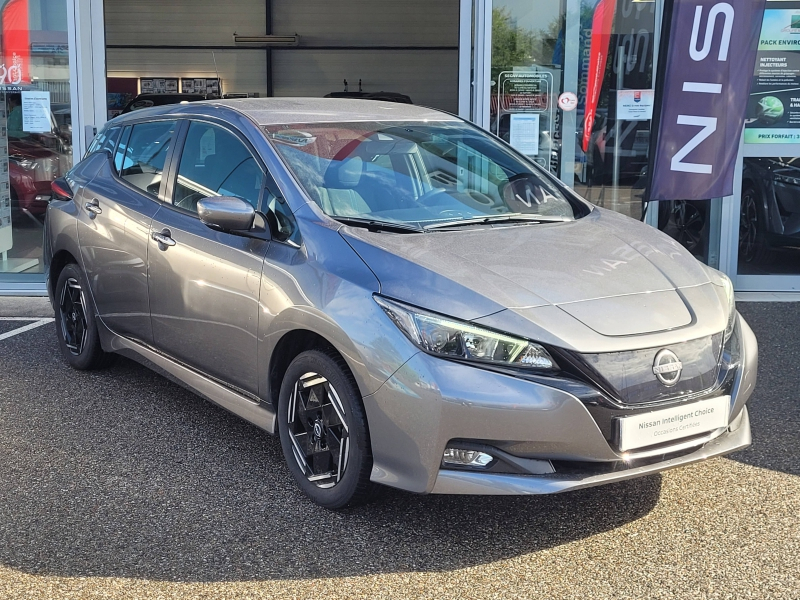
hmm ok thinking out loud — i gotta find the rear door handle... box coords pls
[84,198,102,218]
[152,230,176,248]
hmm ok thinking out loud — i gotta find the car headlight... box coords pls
[374,296,558,370]
[721,274,736,342]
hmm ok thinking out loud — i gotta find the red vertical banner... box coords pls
[1,0,30,85]
[581,0,616,152]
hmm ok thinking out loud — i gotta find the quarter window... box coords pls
[117,120,177,197]
[173,122,264,213]
[87,126,121,156]
[113,126,132,173]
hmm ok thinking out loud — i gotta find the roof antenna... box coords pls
[211,50,221,96]
[343,79,348,92]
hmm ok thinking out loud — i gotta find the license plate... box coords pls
[617,396,730,452]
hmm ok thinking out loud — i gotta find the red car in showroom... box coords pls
[9,136,68,220]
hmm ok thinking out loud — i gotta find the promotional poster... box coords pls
[744,0,800,143]
[650,0,765,200]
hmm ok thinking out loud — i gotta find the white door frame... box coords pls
[67,0,107,159]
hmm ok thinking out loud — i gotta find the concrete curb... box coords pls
[0,297,54,318]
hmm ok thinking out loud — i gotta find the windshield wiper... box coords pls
[423,214,571,230]
[334,216,424,233]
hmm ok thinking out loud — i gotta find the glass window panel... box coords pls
[114,126,131,174]
[490,0,659,221]
[739,156,800,274]
[173,121,264,213]
[0,0,73,275]
[653,199,718,266]
[118,120,176,197]
[265,121,582,225]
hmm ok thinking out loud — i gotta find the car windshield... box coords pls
[264,120,587,229]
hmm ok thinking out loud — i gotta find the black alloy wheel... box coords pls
[739,186,770,264]
[286,371,350,488]
[59,275,87,355]
[54,263,116,370]
[278,350,376,509]
[672,201,705,253]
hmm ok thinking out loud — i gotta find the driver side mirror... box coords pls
[197,196,256,232]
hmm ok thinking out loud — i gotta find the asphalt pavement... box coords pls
[0,300,797,599]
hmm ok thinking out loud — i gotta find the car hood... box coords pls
[8,138,58,159]
[340,208,728,350]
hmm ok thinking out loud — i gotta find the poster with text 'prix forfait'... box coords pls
[745,0,800,143]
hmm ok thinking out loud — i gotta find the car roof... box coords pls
[109,97,459,127]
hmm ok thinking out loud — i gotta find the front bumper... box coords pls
[430,407,750,494]
[362,314,756,494]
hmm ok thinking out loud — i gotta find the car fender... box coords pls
[256,209,420,404]
[44,200,81,301]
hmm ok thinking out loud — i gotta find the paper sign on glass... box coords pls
[509,113,540,156]
[21,91,51,133]
[617,89,654,121]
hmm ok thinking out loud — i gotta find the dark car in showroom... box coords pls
[44,98,755,509]
[740,156,800,264]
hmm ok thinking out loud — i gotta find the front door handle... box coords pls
[152,230,176,248]
[84,198,102,218]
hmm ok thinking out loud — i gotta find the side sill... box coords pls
[101,325,276,434]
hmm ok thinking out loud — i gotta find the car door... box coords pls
[147,119,270,395]
[76,119,177,345]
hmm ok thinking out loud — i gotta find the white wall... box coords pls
[104,0,459,111]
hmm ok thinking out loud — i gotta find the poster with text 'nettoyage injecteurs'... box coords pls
[745,0,800,143]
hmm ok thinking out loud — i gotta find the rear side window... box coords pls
[172,121,264,213]
[117,120,177,197]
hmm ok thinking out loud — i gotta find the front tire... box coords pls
[277,350,376,509]
[54,263,115,370]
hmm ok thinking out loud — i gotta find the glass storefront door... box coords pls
[730,148,800,291]
[489,0,659,221]
[0,0,72,277]
[483,0,726,270]
[727,0,800,291]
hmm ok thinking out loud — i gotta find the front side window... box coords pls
[265,120,587,229]
[173,121,264,213]
[117,120,177,197]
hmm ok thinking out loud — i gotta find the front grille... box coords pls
[579,333,723,406]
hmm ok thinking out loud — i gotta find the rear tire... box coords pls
[277,350,377,510]
[739,185,773,265]
[54,263,116,370]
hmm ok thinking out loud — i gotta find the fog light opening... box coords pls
[443,447,494,468]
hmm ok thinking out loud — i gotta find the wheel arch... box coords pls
[268,329,345,406]
[48,249,79,305]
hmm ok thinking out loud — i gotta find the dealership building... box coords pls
[0,0,796,295]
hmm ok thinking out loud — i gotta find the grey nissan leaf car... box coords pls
[44,99,756,509]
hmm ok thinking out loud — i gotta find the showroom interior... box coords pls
[0,0,797,296]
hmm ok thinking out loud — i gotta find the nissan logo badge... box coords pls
[653,349,682,386]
